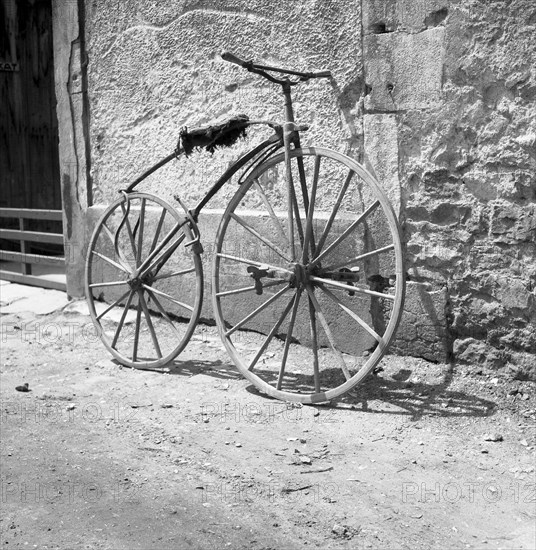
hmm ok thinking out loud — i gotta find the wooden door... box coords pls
[0,0,61,212]
[0,0,62,254]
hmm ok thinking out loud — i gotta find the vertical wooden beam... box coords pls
[51,0,89,297]
[19,217,31,275]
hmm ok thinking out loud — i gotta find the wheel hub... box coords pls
[128,271,154,291]
[291,262,321,289]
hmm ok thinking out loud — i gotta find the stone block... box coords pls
[363,113,401,214]
[364,28,445,111]
[390,281,449,362]
[453,338,507,370]
[363,0,449,34]
[490,203,536,244]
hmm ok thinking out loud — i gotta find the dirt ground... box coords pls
[1,291,535,550]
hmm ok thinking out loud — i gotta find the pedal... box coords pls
[247,264,274,295]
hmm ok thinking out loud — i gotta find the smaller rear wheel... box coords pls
[85,193,203,368]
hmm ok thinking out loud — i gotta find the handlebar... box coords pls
[221,51,248,67]
[221,51,332,83]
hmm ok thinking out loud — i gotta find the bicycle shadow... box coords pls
[331,366,496,421]
[137,355,495,421]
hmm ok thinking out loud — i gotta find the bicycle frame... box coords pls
[86,52,406,402]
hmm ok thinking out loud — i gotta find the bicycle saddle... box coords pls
[179,115,251,156]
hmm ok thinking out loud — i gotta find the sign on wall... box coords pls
[0,60,19,71]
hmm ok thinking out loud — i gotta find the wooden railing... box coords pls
[0,208,66,291]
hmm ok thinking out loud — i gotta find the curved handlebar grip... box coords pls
[221,51,247,67]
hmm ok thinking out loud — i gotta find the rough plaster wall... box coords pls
[85,0,362,208]
[84,0,536,376]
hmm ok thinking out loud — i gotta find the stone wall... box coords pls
[82,0,536,377]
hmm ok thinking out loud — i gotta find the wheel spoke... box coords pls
[310,276,395,301]
[89,280,128,288]
[225,285,289,336]
[149,207,167,255]
[295,154,312,252]
[137,290,162,358]
[318,285,384,345]
[153,267,197,281]
[142,284,194,312]
[100,222,132,271]
[120,201,138,260]
[302,155,320,263]
[284,148,296,261]
[322,244,395,272]
[136,198,146,266]
[252,179,290,249]
[137,222,184,276]
[315,169,354,256]
[111,290,135,348]
[306,285,351,381]
[248,295,296,372]
[310,200,380,267]
[230,213,291,263]
[132,299,142,361]
[289,175,305,257]
[92,250,131,274]
[144,287,183,339]
[96,289,131,321]
[276,287,303,390]
[149,234,188,279]
[307,294,321,393]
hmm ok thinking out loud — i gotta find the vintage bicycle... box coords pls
[85,52,405,404]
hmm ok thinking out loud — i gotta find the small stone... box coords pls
[520,439,529,447]
[483,433,503,442]
[15,383,30,392]
[161,404,173,409]
[332,524,347,536]
[313,410,320,417]
[66,404,76,411]
[299,455,312,465]
[235,443,242,448]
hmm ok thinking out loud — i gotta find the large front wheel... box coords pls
[212,148,405,403]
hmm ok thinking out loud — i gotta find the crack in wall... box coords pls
[101,6,272,60]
